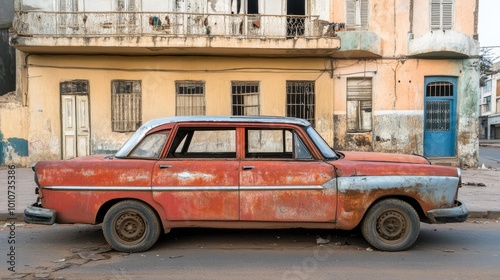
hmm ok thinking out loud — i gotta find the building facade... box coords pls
[4,0,480,167]
[479,61,500,139]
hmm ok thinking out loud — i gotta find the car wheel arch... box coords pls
[361,195,425,223]
[95,198,167,230]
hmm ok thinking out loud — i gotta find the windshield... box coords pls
[306,126,338,160]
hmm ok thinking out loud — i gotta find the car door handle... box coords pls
[242,166,255,170]
[159,164,172,169]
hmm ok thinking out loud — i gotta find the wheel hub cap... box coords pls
[115,212,146,242]
[376,211,406,241]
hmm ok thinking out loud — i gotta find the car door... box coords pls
[239,127,337,222]
[151,125,240,221]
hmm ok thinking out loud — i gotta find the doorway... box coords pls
[287,0,306,37]
[423,77,457,157]
[60,80,90,159]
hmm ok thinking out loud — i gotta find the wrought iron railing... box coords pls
[14,11,331,39]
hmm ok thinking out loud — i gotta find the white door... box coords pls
[62,95,90,159]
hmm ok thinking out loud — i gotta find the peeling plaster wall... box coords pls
[372,111,423,155]
[0,96,29,165]
[22,55,335,166]
[457,59,480,167]
[332,58,479,166]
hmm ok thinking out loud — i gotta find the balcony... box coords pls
[408,30,478,58]
[331,31,382,58]
[11,11,340,57]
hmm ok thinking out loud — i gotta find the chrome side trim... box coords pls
[152,186,239,191]
[44,185,324,191]
[240,185,323,191]
[44,186,150,191]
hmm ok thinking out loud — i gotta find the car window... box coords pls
[245,128,312,160]
[306,126,338,159]
[168,128,236,158]
[128,131,169,159]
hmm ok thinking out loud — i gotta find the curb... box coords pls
[467,211,500,220]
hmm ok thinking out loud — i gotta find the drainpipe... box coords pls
[22,53,32,107]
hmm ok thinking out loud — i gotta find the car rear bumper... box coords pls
[426,200,468,223]
[24,203,56,225]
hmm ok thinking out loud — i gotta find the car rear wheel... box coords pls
[102,200,161,252]
[361,199,420,251]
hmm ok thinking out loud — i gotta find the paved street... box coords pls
[1,221,499,280]
[478,146,500,169]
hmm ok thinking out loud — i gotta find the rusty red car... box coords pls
[25,116,468,252]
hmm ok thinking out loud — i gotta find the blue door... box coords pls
[424,77,457,157]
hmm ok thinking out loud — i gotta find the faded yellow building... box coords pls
[3,0,479,167]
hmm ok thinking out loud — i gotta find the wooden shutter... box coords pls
[431,0,453,30]
[360,0,369,29]
[442,0,453,30]
[346,0,356,26]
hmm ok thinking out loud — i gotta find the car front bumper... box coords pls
[24,203,56,225]
[426,200,468,223]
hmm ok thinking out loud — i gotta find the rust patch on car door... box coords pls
[152,160,240,221]
[239,161,336,222]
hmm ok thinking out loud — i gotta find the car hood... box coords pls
[339,151,430,165]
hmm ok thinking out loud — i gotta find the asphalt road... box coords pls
[479,146,500,169]
[1,220,499,280]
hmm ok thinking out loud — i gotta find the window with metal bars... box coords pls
[111,80,142,132]
[286,81,315,126]
[430,0,453,30]
[425,101,451,131]
[347,78,372,132]
[176,81,206,116]
[426,81,453,97]
[60,80,89,95]
[346,0,369,30]
[231,81,260,116]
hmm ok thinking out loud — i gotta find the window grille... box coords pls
[426,82,453,97]
[232,81,260,116]
[60,80,89,95]
[425,101,451,131]
[176,81,206,116]
[286,81,315,126]
[347,78,372,132]
[111,80,142,132]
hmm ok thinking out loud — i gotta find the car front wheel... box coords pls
[102,200,161,252]
[361,199,420,251]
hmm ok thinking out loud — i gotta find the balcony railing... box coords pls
[14,11,329,39]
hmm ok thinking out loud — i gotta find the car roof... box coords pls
[143,116,311,129]
[115,116,311,157]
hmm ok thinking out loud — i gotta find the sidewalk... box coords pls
[479,139,500,148]
[1,166,499,221]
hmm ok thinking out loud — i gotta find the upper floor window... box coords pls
[482,80,492,94]
[232,0,259,14]
[286,81,315,127]
[430,0,453,30]
[176,81,206,116]
[232,81,260,116]
[111,80,142,132]
[346,0,369,31]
